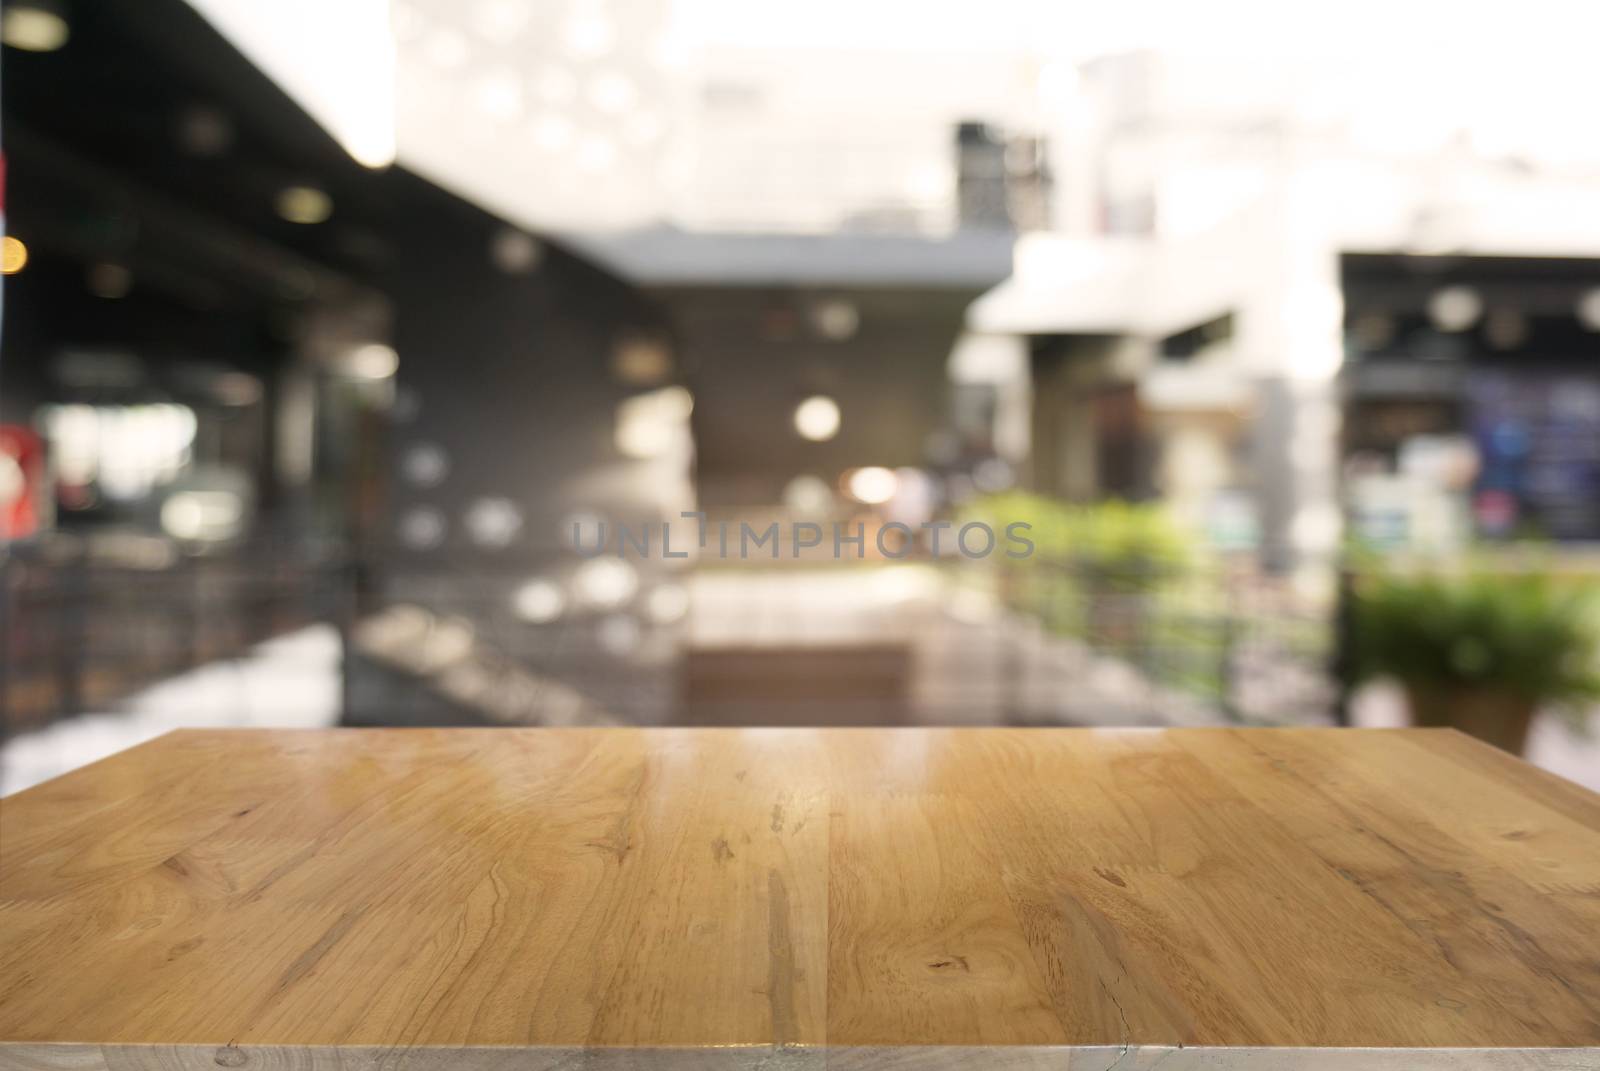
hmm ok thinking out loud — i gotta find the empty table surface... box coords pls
[2,727,1598,1070]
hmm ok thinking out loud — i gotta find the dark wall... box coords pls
[377,170,676,564]
[657,286,979,507]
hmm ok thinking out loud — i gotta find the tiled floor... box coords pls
[0,625,342,796]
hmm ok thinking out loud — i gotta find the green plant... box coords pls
[1068,498,1191,587]
[960,492,1190,581]
[1352,565,1600,729]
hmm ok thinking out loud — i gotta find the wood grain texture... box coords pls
[1,727,1598,1070]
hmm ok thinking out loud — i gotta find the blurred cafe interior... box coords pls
[3,0,1599,792]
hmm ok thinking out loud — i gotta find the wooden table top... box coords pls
[3,727,1599,1070]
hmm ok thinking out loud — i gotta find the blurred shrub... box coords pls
[962,492,1190,584]
[1352,564,1600,729]
[960,494,1197,677]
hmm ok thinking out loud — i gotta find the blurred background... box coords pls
[3,0,1599,793]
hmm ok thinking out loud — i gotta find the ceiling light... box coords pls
[2,3,68,52]
[611,336,672,386]
[645,584,690,624]
[574,558,638,608]
[398,507,446,550]
[615,387,692,459]
[783,475,834,516]
[401,442,448,487]
[793,396,841,442]
[2,236,28,274]
[811,299,860,341]
[845,466,898,505]
[511,579,566,623]
[276,185,333,224]
[1426,286,1482,333]
[464,497,522,548]
[344,342,398,379]
[1577,289,1600,332]
[176,106,233,157]
[490,229,543,274]
[161,490,245,543]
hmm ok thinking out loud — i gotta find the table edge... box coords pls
[3,1042,1596,1070]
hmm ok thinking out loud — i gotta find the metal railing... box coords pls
[0,537,357,740]
[1,539,1344,747]
[983,557,1340,725]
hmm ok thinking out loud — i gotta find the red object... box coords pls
[0,424,44,540]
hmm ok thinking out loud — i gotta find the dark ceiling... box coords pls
[0,0,649,417]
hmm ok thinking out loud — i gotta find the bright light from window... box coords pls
[43,403,197,497]
[793,395,841,442]
[187,0,394,168]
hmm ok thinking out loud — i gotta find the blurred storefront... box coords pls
[4,0,1598,789]
[0,0,681,735]
[1343,254,1600,551]
[971,49,1600,581]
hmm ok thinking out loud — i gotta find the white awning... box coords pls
[968,231,1245,338]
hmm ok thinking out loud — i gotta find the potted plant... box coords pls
[1352,565,1600,753]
